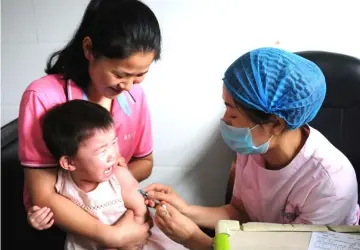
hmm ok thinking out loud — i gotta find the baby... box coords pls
[27,100,184,250]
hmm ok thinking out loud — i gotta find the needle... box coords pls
[138,189,161,206]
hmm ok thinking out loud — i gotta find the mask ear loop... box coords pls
[268,135,274,142]
[249,124,259,131]
[249,122,274,143]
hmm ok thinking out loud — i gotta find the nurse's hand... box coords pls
[143,183,190,215]
[155,202,206,248]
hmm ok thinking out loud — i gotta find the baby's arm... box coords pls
[114,166,147,224]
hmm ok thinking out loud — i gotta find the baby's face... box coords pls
[71,127,120,183]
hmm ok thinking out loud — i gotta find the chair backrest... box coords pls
[1,120,66,248]
[296,51,360,186]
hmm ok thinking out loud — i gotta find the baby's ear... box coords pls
[59,156,76,171]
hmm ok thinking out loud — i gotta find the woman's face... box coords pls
[88,51,155,98]
[222,85,273,147]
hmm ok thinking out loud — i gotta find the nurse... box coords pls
[19,0,161,248]
[143,47,359,249]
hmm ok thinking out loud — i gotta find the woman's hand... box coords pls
[143,183,190,215]
[154,202,212,249]
[107,210,153,249]
[117,156,127,168]
[27,205,54,230]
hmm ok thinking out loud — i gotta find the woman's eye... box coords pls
[113,73,124,79]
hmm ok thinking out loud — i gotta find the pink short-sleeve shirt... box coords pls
[19,74,153,207]
[231,126,359,226]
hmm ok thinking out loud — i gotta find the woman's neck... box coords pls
[263,127,308,170]
[86,86,112,111]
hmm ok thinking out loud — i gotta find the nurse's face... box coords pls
[84,37,155,99]
[222,85,273,147]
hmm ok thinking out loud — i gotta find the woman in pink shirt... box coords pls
[19,0,160,248]
[142,48,359,250]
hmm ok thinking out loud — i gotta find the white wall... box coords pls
[1,0,360,206]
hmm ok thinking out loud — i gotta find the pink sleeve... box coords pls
[294,178,359,225]
[231,154,247,208]
[133,92,153,158]
[18,91,57,168]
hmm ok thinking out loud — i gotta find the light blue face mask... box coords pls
[220,120,272,155]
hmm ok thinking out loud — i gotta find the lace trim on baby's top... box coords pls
[75,174,124,213]
[55,170,125,214]
[71,198,123,213]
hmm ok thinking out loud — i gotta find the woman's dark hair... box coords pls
[45,0,161,91]
[234,101,275,125]
[42,100,114,160]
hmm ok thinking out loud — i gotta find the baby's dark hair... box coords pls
[42,100,114,160]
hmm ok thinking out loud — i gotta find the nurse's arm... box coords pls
[25,168,116,246]
[184,203,249,230]
[128,153,153,182]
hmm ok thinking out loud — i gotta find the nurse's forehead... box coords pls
[222,87,236,108]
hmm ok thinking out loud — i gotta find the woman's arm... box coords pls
[25,168,112,243]
[183,204,242,229]
[154,202,213,250]
[184,230,213,250]
[145,183,249,230]
[128,153,153,182]
[25,168,151,248]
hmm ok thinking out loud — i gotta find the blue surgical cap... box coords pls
[223,47,326,129]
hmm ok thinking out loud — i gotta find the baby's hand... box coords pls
[27,206,54,230]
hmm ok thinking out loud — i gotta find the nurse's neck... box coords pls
[86,85,112,111]
[263,127,308,170]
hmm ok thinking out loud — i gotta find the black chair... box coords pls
[1,119,66,249]
[225,51,360,204]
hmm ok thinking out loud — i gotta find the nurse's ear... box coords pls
[269,115,286,136]
[59,156,76,171]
